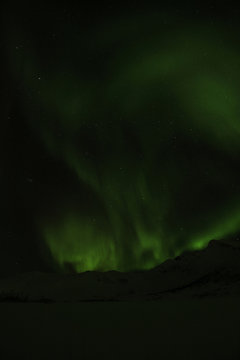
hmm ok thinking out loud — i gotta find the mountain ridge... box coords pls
[0,238,239,302]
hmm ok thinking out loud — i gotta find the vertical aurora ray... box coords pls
[4,11,240,271]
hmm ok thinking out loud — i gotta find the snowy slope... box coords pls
[0,239,239,302]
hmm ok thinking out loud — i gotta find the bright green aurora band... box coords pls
[6,13,240,272]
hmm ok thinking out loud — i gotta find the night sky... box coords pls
[2,2,240,276]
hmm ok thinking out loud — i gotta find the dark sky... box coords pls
[1,1,240,277]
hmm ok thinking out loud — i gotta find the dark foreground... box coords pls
[0,298,239,360]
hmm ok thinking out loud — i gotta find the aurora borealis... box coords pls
[2,4,240,273]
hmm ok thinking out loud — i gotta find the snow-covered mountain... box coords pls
[0,239,239,302]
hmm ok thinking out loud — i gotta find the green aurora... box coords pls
[5,12,240,272]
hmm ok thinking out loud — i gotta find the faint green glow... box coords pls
[188,209,240,251]
[43,215,118,272]
[5,12,240,272]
